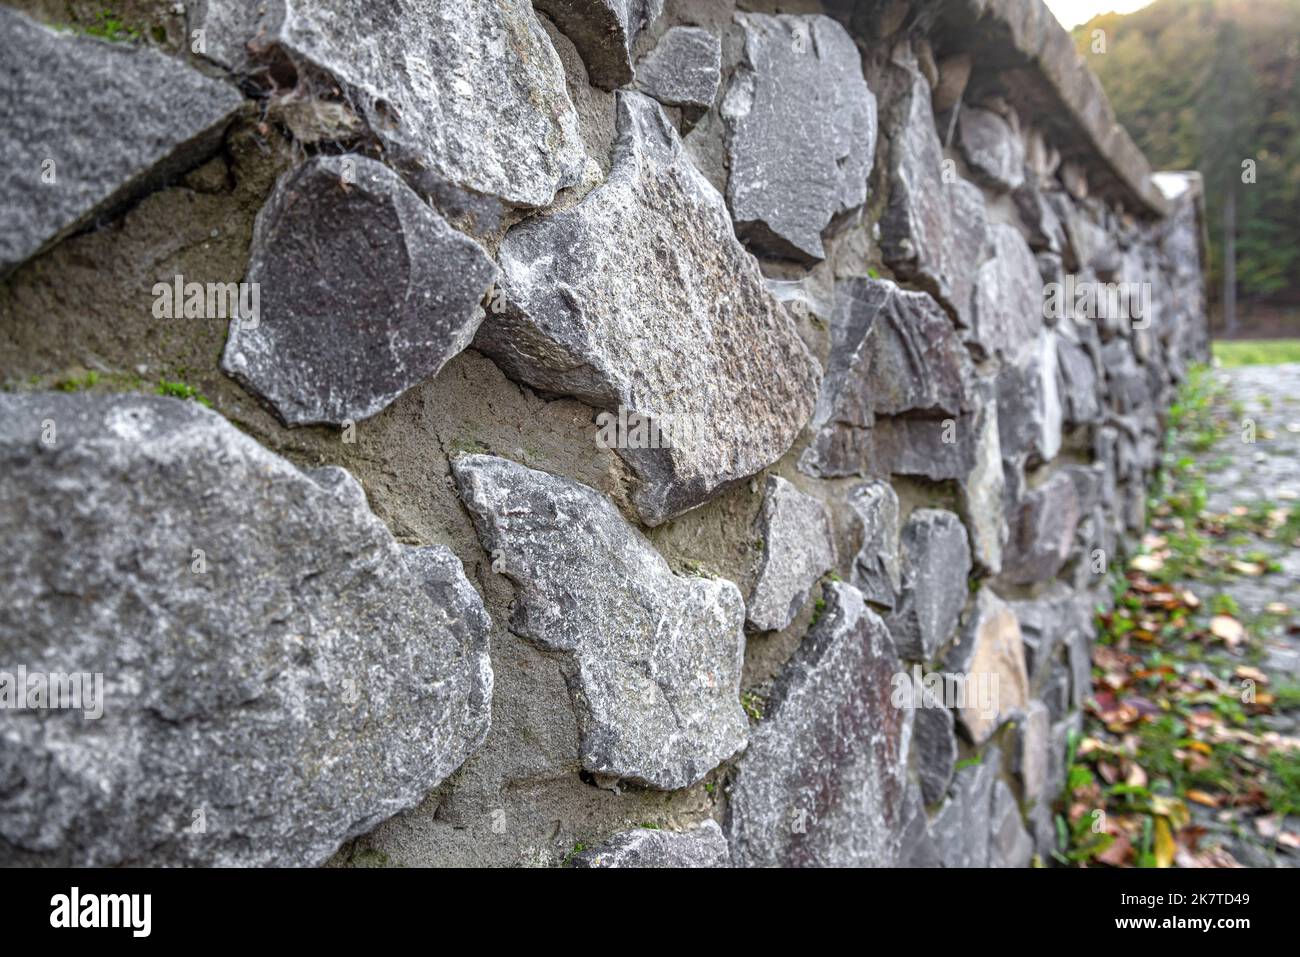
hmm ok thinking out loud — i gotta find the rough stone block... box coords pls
[451,454,748,790]
[0,393,493,866]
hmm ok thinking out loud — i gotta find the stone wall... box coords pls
[0,0,1208,867]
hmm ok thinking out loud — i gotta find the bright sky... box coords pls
[1044,0,1156,29]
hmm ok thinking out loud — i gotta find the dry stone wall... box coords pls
[0,0,1208,867]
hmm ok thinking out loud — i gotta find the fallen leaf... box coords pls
[1229,561,1266,576]
[1130,554,1164,574]
[1265,602,1290,616]
[1154,817,1175,868]
[1210,615,1247,646]
[1186,789,1221,808]
[1098,834,1133,866]
[1235,665,1269,684]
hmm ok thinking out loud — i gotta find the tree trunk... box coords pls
[1223,184,1237,334]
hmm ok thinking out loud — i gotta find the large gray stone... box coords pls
[957,106,1025,193]
[221,155,496,426]
[476,92,820,526]
[943,589,1030,745]
[748,477,836,633]
[0,7,243,279]
[569,820,729,868]
[0,393,493,867]
[846,481,902,609]
[968,224,1044,363]
[958,379,1007,575]
[1057,331,1104,425]
[898,783,942,867]
[1002,471,1081,586]
[931,746,999,868]
[913,704,957,806]
[635,26,721,113]
[450,454,747,790]
[799,279,971,479]
[723,13,877,261]
[989,779,1034,867]
[534,0,663,90]
[881,54,989,328]
[198,0,586,228]
[996,332,1064,467]
[728,583,911,866]
[886,510,972,662]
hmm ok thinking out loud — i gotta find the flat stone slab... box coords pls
[0,393,493,867]
[476,92,819,526]
[635,26,721,112]
[198,0,586,226]
[221,155,497,426]
[451,454,748,790]
[723,13,877,261]
[0,7,243,278]
[569,820,729,868]
[886,509,972,662]
[728,582,911,866]
[748,477,836,633]
[535,0,663,90]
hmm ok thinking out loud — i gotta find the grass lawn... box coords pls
[1212,339,1300,367]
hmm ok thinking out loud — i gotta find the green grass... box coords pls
[1212,338,1300,368]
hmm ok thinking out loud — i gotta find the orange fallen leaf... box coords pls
[1210,615,1246,646]
[1186,789,1221,808]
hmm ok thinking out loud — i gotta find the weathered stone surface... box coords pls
[886,510,972,662]
[723,13,877,261]
[569,820,728,868]
[997,332,1064,467]
[898,783,942,867]
[1013,699,1051,811]
[635,26,721,113]
[221,155,496,426]
[846,480,902,608]
[932,746,999,868]
[989,779,1034,867]
[1058,331,1104,425]
[728,583,911,866]
[943,589,1030,745]
[451,454,747,790]
[800,279,971,478]
[881,55,989,328]
[1014,184,1068,253]
[913,704,957,806]
[204,0,586,226]
[958,380,1007,575]
[748,477,836,633]
[535,0,663,90]
[958,106,1025,193]
[0,393,493,867]
[0,7,243,279]
[969,224,1044,362]
[1002,471,1081,586]
[476,92,819,526]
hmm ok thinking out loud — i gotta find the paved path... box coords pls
[1203,364,1300,683]
[1184,363,1300,867]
